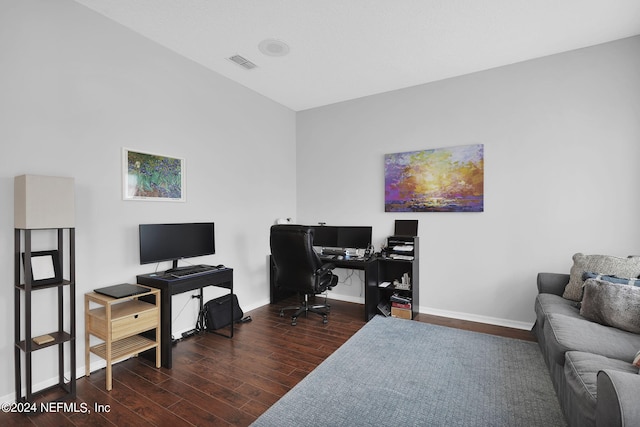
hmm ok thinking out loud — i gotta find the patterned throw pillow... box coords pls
[580,279,640,334]
[634,350,640,368]
[582,272,640,287]
[562,253,640,302]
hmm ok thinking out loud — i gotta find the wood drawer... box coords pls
[111,308,158,340]
[87,300,158,340]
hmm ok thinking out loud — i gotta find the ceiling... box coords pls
[73,0,640,111]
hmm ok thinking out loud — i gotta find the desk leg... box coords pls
[364,261,379,321]
[155,291,161,369]
[84,296,90,378]
[196,286,234,337]
[230,282,234,338]
[160,289,172,369]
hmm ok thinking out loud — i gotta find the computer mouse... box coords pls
[337,255,344,260]
[215,264,225,269]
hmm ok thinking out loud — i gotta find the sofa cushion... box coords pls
[543,313,640,365]
[580,279,640,334]
[534,293,581,333]
[562,253,640,302]
[563,351,637,427]
[535,293,581,319]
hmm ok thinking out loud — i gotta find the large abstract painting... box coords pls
[123,148,185,201]
[385,144,484,212]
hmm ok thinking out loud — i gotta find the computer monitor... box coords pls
[337,226,372,249]
[139,222,215,269]
[394,220,418,237]
[309,225,372,249]
[311,226,338,248]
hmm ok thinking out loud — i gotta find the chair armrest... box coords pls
[318,263,336,272]
[537,272,569,296]
[597,370,640,427]
[315,263,336,281]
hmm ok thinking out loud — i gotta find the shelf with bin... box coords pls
[376,236,419,320]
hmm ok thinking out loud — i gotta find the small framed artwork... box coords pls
[123,148,186,202]
[22,250,62,286]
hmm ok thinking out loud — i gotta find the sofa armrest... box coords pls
[537,272,570,296]
[597,370,640,427]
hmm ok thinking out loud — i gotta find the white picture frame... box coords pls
[122,148,186,202]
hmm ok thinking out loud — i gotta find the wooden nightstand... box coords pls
[84,286,160,391]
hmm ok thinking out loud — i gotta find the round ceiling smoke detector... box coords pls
[258,39,290,57]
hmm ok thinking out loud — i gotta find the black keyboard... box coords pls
[168,266,214,278]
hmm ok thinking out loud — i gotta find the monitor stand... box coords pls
[164,259,181,274]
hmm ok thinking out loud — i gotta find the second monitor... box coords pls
[310,225,372,250]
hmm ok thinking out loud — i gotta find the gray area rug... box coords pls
[252,315,566,427]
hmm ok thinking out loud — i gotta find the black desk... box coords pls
[269,256,378,321]
[137,266,233,368]
[328,257,379,321]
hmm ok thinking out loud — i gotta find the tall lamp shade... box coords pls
[14,175,75,229]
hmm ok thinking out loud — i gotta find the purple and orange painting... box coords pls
[385,144,484,212]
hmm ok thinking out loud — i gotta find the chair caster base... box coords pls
[278,294,331,326]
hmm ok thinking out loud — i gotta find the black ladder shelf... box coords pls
[14,228,76,403]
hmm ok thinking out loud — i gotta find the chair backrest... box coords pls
[270,225,322,294]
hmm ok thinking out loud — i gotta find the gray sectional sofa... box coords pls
[533,258,640,427]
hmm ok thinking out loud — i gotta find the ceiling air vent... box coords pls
[228,55,257,70]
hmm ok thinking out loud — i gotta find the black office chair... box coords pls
[270,225,338,325]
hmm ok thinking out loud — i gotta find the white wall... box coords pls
[0,0,295,401]
[297,36,640,328]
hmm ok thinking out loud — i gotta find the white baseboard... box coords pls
[326,294,533,331]
[1,364,95,405]
[419,306,534,331]
[243,299,271,313]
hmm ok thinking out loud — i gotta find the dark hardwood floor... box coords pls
[2,297,535,426]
